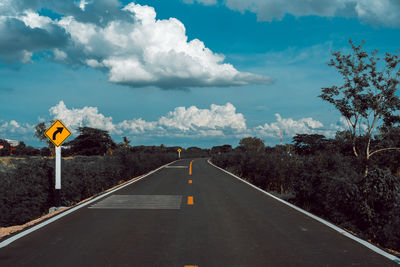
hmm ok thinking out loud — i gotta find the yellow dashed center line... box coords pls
[187,196,194,205]
[189,160,193,175]
[184,265,198,267]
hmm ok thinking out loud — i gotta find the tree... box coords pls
[211,145,232,154]
[319,40,400,175]
[67,127,116,156]
[34,122,53,147]
[239,137,265,153]
[292,134,329,155]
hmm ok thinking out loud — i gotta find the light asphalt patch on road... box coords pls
[207,159,400,265]
[165,166,188,168]
[89,195,183,209]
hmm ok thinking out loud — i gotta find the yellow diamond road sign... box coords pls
[45,120,71,147]
[177,148,181,152]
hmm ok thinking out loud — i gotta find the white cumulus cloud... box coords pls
[48,101,249,138]
[0,120,34,142]
[4,102,351,144]
[0,2,272,88]
[158,103,247,132]
[47,101,351,141]
[254,114,325,138]
[47,101,251,138]
[49,101,119,134]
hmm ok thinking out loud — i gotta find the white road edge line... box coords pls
[0,160,179,248]
[207,159,400,264]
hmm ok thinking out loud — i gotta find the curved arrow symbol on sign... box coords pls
[52,127,64,140]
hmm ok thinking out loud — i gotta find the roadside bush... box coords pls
[0,158,53,226]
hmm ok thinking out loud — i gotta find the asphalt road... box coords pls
[0,158,397,266]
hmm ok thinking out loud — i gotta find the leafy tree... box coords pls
[333,130,354,156]
[292,134,329,155]
[238,137,265,153]
[67,127,116,156]
[34,122,53,147]
[211,145,232,154]
[319,40,400,175]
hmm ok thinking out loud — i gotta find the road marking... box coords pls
[165,166,188,168]
[207,159,400,264]
[0,160,178,248]
[89,195,183,209]
[188,179,192,184]
[189,160,193,175]
[184,265,198,267]
[187,196,194,205]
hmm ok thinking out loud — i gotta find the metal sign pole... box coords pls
[55,146,61,189]
[55,146,61,207]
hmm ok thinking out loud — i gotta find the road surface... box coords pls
[0,158,397,266]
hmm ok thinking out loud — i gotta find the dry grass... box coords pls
[0,157,26,167]
[0,207,68,239]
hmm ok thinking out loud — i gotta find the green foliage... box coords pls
[67,127,116,156]
[211,145,232,154]
[13,142,40,156]
[238,137,265,153]
[183,147,210,158]
[292,134,329,155]
[34,122,53,147]
[319,40,400,171]
[212,142,298,193]
[0,158,53,226]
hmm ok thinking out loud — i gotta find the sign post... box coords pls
[177,148,181,159]
[45,120,71,207]
[55,146,61,189]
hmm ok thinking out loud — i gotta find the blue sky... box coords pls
[1,0,400,148]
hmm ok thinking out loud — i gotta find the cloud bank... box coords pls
[184,0,400,27]
[0,1,272,88]
[50,101,248,138]
[1,101,348,144]
[47,101,345,140]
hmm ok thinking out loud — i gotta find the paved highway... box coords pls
[0,158,398,266]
